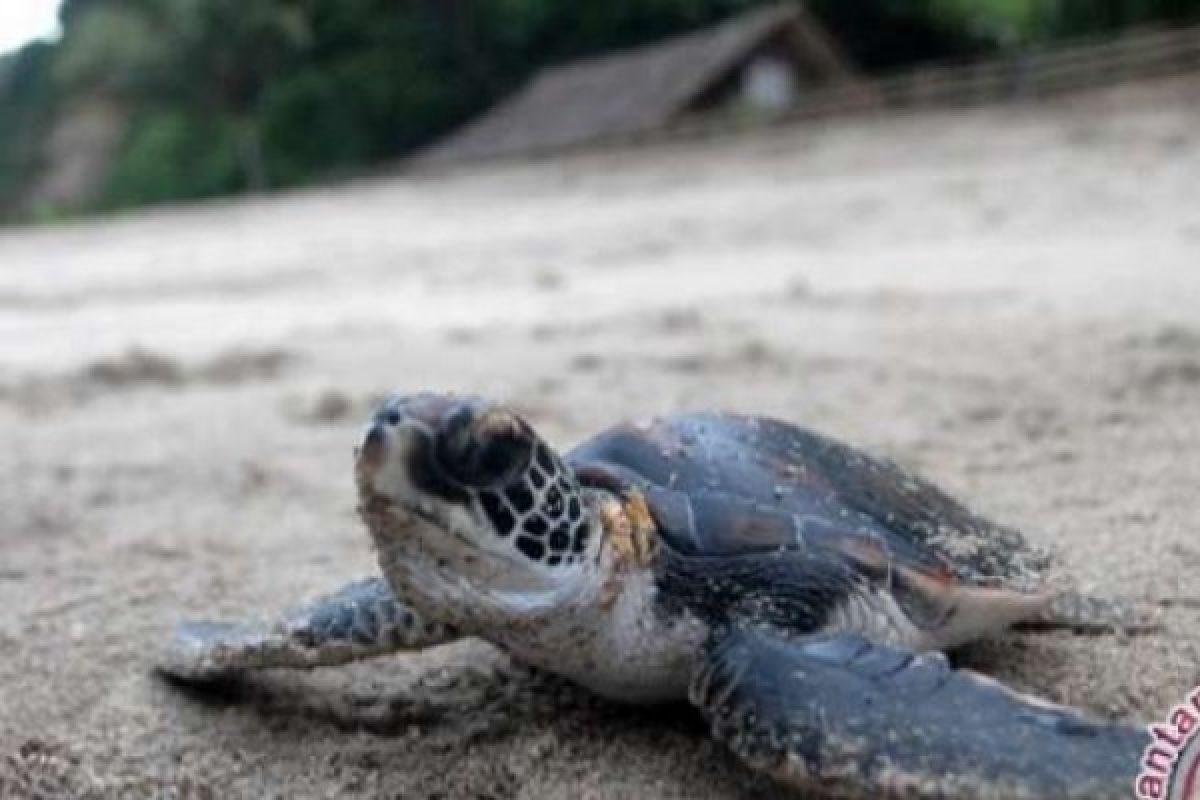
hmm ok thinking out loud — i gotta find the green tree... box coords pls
[0,42,58,214]
[56,0,312,191]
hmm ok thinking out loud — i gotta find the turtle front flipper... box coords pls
[158,577,457,682]
[691,629,1144,799]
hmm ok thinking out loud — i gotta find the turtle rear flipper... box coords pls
[691,629,1144,799]
[158,577,457,682]
[1017,589,1163,634]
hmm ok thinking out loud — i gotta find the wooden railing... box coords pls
[870,24,1200,109]
[660,23,1200,140]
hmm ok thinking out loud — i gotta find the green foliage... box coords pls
[805,1,990,67]
[100,110,242,206]
[52,3,164,96]
[927,0,1200,43]
[0,42,58,213]
[1037,0,1200,38]
[259,67,370,184]
[3,0,1200,219]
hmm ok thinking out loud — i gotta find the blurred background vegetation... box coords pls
[2,0,1198,221]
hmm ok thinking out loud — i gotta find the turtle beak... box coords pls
[356,423,388,472]
[353,392,470,491]
[354,422,390,494]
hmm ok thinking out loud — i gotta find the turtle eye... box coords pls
[435,405,533,488]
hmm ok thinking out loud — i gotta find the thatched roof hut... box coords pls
[423,3,862,164]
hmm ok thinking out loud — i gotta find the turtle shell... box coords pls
[567,411,1051,592]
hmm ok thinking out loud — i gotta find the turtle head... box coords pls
[354,393,596,616]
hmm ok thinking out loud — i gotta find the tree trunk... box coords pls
[234,117,267,192]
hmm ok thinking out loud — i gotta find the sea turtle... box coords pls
[160,393,1150,799]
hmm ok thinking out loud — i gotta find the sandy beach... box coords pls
[1,79,1199,798]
